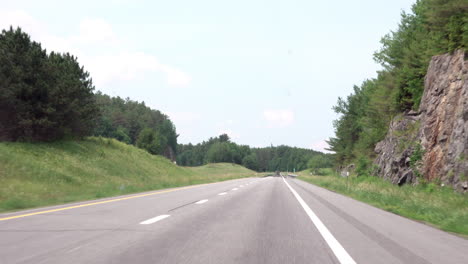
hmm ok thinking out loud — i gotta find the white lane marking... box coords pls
[218,192,227,195]
[140,214,170,225]
[282,177,356,264]
[67,245,84,253]
[240,185,244,187]
[232,188,238,191]
[195,199,208,204]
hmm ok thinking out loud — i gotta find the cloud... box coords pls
[0,10,191,88]
[263,109,295,128]
[157,63,192,87]
[84,52,191,87]
[216,119,234,127]
[72,18,117,45]
[311,140,333,153]
[167,111,201,123]
[0,9,46,39]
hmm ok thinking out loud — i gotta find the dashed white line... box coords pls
[195,199,208,204]
[218,192,227,196]
[140,214,170,225]
[282,177,356,264]
[232,188,238,191]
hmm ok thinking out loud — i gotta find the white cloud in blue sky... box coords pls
[1,0,414,152]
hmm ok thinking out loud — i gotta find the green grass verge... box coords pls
[0,137,256,213]
[297,169,468,236]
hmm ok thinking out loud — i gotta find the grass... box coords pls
[0,137,255,213]
[297,169,468,236]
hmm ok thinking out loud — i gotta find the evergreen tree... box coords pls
[0,27,99,141]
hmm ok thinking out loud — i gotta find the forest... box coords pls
[327,0,467,173]
[177,134,333,172]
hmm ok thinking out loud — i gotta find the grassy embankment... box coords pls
[297,169,468,236]
[0,137,256,213]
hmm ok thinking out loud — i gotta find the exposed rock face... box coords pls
[374,50,468,191]
[419,50,468,190]
[374,113,420,186]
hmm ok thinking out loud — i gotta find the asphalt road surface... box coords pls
[1,176,467,264]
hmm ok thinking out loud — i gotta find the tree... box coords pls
[206,142,233,163]
[0,27,99,141]
[219,133,230,142]
[308,155,328,170]
[242,153,258,171]
[93,92,178,159]
[136,128,166,155]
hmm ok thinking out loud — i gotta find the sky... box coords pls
[0,0,414,152]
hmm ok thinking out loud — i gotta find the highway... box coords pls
[1,176,467,264]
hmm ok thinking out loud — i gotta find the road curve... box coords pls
[0,176,467,264]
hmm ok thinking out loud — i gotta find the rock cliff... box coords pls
[374,50,467,191]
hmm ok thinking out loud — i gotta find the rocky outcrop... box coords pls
[374,113,421,186]
[374,50,468,191]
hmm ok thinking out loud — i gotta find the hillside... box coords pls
[0,137,255,212]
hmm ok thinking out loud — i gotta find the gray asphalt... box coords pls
[0,176,467,264]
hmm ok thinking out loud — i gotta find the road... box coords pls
[1,176,467,264]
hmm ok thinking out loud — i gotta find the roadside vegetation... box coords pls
[297,170,468,236]
[0,137,255,213]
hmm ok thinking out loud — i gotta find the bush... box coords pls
[242,153,258,171]
[136,128,166,155]
[112,127,131,144]
[355,156,371,177]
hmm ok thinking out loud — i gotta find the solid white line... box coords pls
[195,199,208,204]
[282,178,356,264]
[218,192,227,195]
[232,188,238,191]
[140,214,170,225]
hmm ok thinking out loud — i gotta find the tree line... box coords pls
[93,93,178,159]
[327,0,467,174]
[0,27,178,158]
[177,134,333,172]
